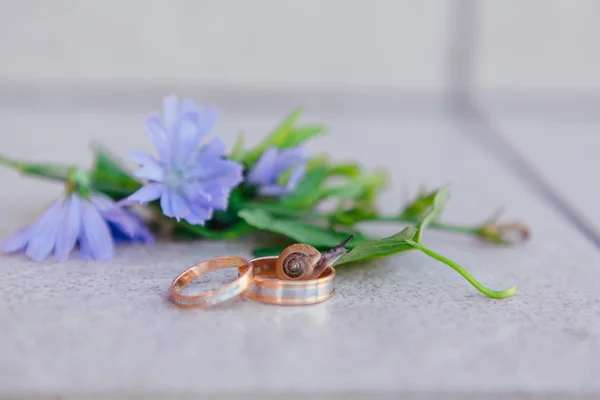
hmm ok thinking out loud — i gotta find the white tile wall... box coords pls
[0,0,451,90]
[474,0,600,93]
[1,0,599,96]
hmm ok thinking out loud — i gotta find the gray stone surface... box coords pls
[481,109,600,239]
[1,107,599,398]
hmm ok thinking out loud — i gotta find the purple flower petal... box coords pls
[197,184,229,210]
[258,185,291,197]
[4,190,153,263]
[88,193,114,211]
[1,226,34,253]
[54,195,82,261]
[129,96,243,225]
[127,150,158,166]
[178,99,198,116]
[25,198,65,262]
[160,191,174,218]
[286,164,307,190]
[204,189,229,210]
[128,218,154,244]
[114,197,140,207]
[78,230,93,260]
[181,185,212,204]
[145,115,171,164]
[247,146,309,198]
[81,200,114,261]
[199,137,227,158]
[185,202,213,225]
[163,94,179,133]
[210,196,229,210]
[134,161,165,182]
[128,183,163,204]
[247,147,279,185]
[182,215,205,225]
[89,193,154,244]
[168,191,190,221]
[99,208,138,237]
[103,210,153,243]
[276,147,309,173]
[200,162,243,188]
[175,106,218,163]
[194,107,218,140]
[175,117,200,163]
[185,160,229,181]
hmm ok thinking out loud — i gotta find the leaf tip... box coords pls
[494,285,518,299]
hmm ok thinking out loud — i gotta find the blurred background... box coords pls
[0,0,598,110]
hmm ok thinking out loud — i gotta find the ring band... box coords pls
[169,256,254,308]
[238,256,336,305]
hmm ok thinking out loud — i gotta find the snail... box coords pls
[276,234,354,281]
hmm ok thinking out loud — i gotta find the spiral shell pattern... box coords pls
[282,252,311,279]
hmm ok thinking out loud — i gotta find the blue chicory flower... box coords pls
[246,146,308,196]
[126,95,243,225]
[1,193,153,262]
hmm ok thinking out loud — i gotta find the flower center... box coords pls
[165,167,185,189]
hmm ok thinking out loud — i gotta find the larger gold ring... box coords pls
[169,256,254,308]
[238,256,336,305]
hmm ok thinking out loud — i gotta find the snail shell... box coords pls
[276,244,321,281]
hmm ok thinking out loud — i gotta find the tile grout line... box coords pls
[457,103,600,248]
[445,0,600,248]
[445,0,477,105]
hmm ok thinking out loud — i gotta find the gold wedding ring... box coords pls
[169,256,254,308]
[238,256,336,305]
[169,254,337,308]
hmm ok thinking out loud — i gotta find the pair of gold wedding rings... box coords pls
[168,236,353,308]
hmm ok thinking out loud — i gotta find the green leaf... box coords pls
[245,202,322,219]
[331,206,378,226]
[0,153,71,182]
[229,131,245,162]
[89,144,141,199]
[327,162,362,177]
[238,208,365,248]
[399,187,445,220]
[281,125,326,148]
[320,170,387,201]
[359,169,387,202]
[316,170,386,223]
[241,108,301,166]
[415,185,450,242]
[398,191,434,219]
[91,143,135,181]
[320,181,364,200]
[280,157,330,208]
[241,109,325,166]
[334,227,417,266]
[175,220,254,240]
[276,165,295,187]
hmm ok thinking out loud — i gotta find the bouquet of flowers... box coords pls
[0,95,529,298]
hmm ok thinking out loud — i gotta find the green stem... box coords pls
[373,216,478,235]
[246,202,479,236]
[0,153,70,181]
[406,240,517,299]
[246,202,322,218]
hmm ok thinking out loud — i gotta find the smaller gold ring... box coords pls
[238,256,336,306]
[169,256,253,308]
